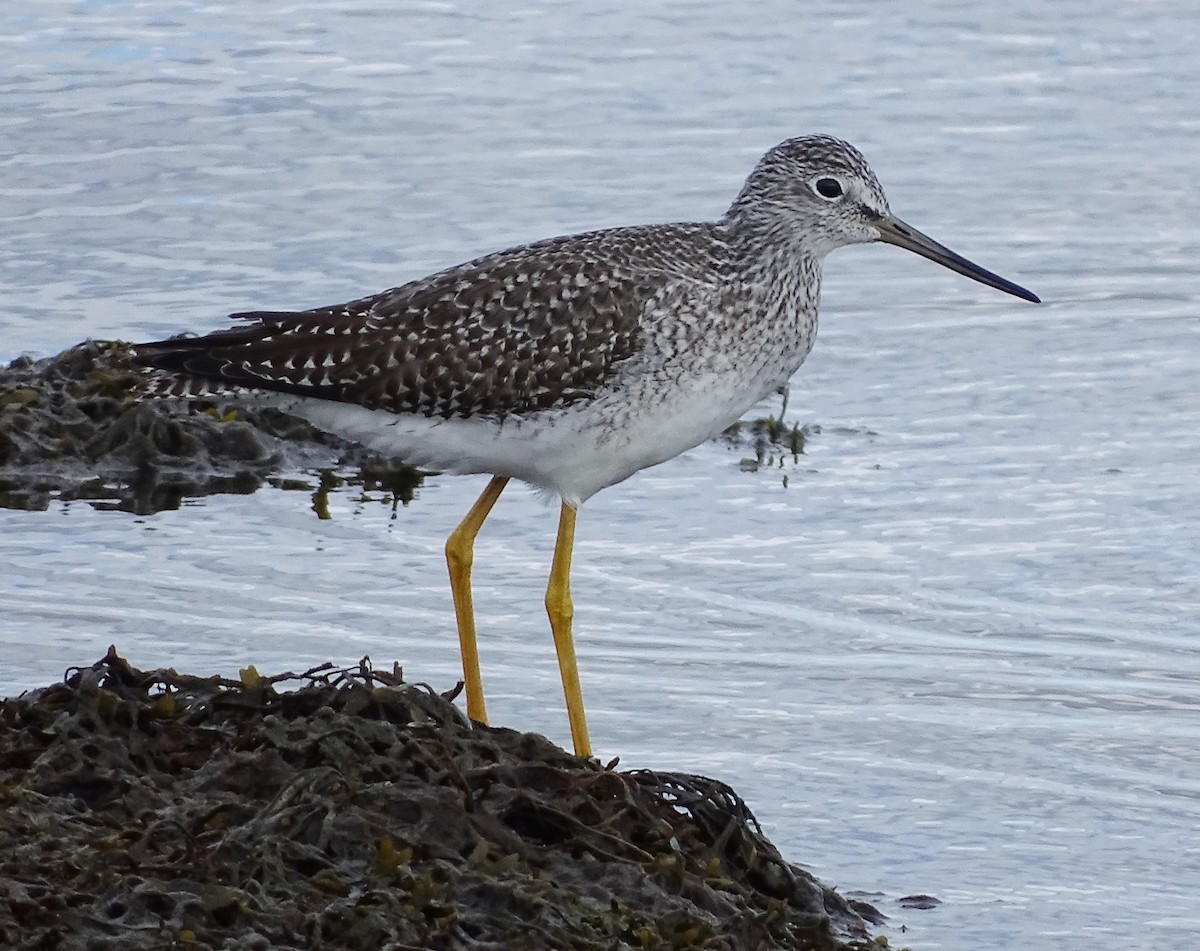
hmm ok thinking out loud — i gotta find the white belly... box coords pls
[257,360,773,506]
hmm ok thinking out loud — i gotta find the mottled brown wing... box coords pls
[137,232,661,419]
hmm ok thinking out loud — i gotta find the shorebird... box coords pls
[136,134,1039,758]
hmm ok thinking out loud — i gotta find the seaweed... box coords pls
[0,650,882,950]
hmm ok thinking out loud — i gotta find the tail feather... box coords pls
[132,314,345,402]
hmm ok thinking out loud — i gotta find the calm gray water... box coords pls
[3,2,1199,948]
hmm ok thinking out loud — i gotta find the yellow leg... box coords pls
[445,475,509,725]
[545,501,593,758]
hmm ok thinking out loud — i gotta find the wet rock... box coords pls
[0,650,883,950]
[0,341,423,513]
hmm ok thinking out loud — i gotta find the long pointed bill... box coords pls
[876,215,1040,303]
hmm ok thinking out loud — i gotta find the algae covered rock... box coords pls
[0,341,421,513]
[0,650,881,950]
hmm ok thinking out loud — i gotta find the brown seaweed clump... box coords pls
[0,650,883,950]
[0,341,422,514]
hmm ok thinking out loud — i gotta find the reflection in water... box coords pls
[307,464,428,521]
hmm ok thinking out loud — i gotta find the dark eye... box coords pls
[814,178,843,199]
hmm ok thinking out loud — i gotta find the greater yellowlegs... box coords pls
[136,135,1039,758]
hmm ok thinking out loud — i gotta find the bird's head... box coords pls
[727,134,1039,303]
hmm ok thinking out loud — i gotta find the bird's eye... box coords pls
[814,177,844,199]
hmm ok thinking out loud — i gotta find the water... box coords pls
[3,2,1199,948]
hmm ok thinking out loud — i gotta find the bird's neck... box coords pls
[714,213,824,317]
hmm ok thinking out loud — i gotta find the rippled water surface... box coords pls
[3,3,1199,949]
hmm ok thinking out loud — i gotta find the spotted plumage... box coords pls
[141,235,660,420]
